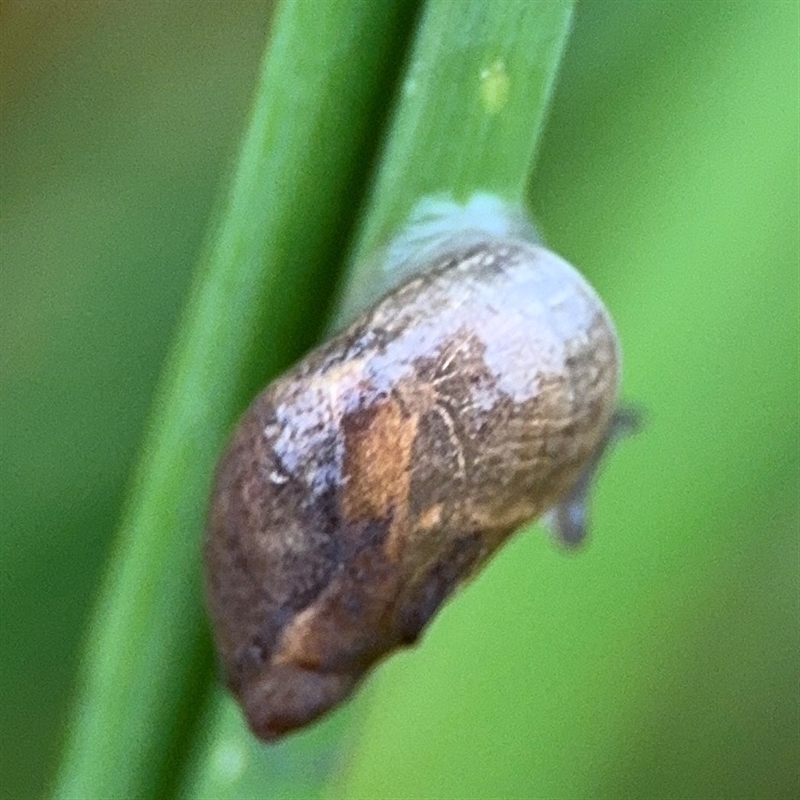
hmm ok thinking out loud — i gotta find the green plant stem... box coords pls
[52,2,419,798]
[336,0,575,323]
[179,2,574,798]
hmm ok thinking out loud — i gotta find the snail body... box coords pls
[205,213,621,740]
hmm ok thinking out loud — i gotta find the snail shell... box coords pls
[205,235,620,740]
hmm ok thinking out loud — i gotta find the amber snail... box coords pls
[204,195,633,741]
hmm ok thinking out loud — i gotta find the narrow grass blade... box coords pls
[52,2,419,797]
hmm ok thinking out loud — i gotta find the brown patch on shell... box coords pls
[341,398,417,540]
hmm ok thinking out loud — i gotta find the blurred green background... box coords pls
[1,2,797,799]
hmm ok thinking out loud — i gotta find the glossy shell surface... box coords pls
[205,238,619,740]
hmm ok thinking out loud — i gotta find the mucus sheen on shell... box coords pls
[204,238,620,740]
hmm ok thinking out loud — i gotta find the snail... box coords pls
[204,196,631,741]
